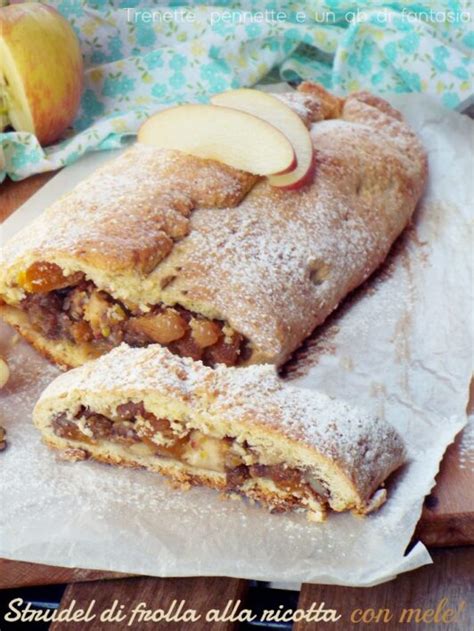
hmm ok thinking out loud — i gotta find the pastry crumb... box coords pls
[0,357,10,389]
[166,478,191,491]
[56,448,88,462]
[0,426,7,452]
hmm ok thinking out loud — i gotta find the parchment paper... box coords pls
[0,93,472,587]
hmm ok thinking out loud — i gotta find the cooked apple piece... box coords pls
[0,357,9,390]
[211,88,315,190]
[137,104,296,176]
[181,430,230,472]
[83,291,113,338]
[129,310,187,345]
[0,2,83,145]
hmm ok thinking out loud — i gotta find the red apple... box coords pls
[0,2,83,145]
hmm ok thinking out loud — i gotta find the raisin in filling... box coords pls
[18,262,249,366]
[51,402,326,505]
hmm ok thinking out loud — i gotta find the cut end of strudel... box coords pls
[0,83,427,369]
[33,344,406,522]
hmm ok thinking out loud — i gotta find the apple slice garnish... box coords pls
[138,104,295,176]
[211,88,315,190]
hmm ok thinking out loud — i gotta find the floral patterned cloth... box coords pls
[1,0,472,180]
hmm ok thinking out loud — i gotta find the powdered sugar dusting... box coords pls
[0,145,256,279]
[2,326,375,580]
[39,342,209,403]
[1,90,426,366]
[0,322,460,584]
[155,92,426,363]
[211,360,405,496]
[0,92,470,585]
[37,343,405,501]
[274,93,316,127]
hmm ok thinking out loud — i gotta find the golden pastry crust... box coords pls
[0,146,257,281]
[297,80,344,119]
[0,83,427,367]
[33,344,405,522]
[0,304,101,369]
[154,91,427,363]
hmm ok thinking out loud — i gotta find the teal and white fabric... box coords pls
[1,0,472,180]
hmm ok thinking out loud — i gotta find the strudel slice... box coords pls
[33,344,406,522]
[0,83,427,368]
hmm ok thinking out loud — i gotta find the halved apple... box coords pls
[0,2,83,145]
[211,88,315,190]
[137,104,296,176]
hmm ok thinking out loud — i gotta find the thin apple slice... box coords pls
[211,88,315,190]
[268,152,316,190]
[137,104,295,176]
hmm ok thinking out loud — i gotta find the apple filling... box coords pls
[51,401,328,510]
[17,262,249,366]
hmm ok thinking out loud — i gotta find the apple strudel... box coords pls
[33,344,406,521]
[0,83,427,368]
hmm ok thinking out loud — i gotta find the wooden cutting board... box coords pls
[0,174,472,590]
[415,380,474,547]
